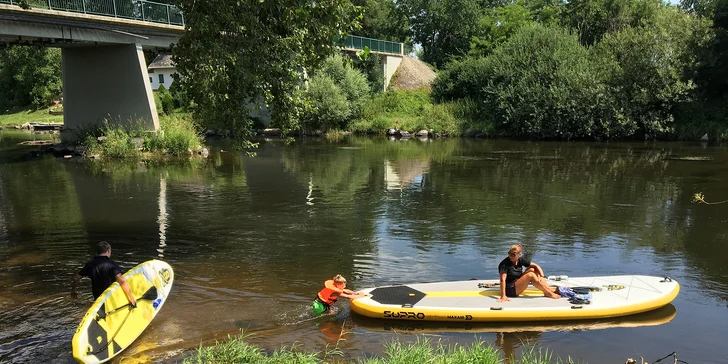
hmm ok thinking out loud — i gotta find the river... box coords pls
[0,130,726,363]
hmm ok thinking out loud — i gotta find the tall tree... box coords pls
[562,0,661,46]
[399,0,484,68]
[0,46,62,109]
[352,0,410,44]
[172,0,359,145]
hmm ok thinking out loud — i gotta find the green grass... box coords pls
[183,334,578,364]
[351,91,493,137]
[81,113,203,158]
[0,106,64,126]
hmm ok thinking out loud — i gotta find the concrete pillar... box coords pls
[382,55,403,91]
[62,43,159,137]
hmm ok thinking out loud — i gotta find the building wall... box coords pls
[148,68,176,90]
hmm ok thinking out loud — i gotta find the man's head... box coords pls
[333,274,347,288]
[97,241,111,256]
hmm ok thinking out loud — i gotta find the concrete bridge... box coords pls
[0,0,404,133]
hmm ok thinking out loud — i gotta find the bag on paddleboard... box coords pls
[557,286,592,304]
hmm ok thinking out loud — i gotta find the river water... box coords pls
[0,130,727,363]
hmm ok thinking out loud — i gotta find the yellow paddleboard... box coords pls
[350,275,679,322]
[72,260,174,364]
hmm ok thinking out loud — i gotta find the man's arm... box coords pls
[115,274,136,307]
[71,274,82,298]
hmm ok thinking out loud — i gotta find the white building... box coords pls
[147,54,176,90]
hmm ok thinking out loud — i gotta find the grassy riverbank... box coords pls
[183,334,575,364]
[349,90,492,138]
[0,107,63,126]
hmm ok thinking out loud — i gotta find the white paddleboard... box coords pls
[350,275,679,322]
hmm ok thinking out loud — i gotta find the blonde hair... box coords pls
[508,244,523,256]
[333,274,347,284]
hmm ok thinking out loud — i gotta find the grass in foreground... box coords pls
[183,333,576,364]
[0,107,64,126]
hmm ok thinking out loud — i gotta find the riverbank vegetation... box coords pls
[183,334,574,364]
[4,1,728,142]
[0,107,63,126]
[169,0,728,142]
[81,113,203,158]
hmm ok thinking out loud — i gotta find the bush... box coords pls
[156,85,175,115]
[82,115,202,158]
[145,114,202,155]
[432,57,491,103]
[362,90,431,118]
[598,6,712,138]
[301,74,351,130]
[82,122,142,159]
[434,24,627,139]
[300,54,370,131]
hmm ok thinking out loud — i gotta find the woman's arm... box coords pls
[529,263,545,278]
[497,272,509,302]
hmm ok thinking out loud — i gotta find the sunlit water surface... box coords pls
[1,131,727,363]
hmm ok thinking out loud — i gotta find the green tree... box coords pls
[0,46,62,109]
[399,0,484,68]
[354,48,384,92]
[598,6,711,137]
[562,0,662,45]
[681,0,717,17]
[352,0,411,44]
[469,2,536,57]
[172,0,359,145]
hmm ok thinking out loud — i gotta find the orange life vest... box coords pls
[317,280,343,305]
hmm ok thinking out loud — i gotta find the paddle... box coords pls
[95,286,158,320]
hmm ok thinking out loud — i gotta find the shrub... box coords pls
[146,114,203,155]
[156,85,174,115]
[301,74,350,130]
[300,54,370,130]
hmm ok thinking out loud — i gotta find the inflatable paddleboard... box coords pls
[72,260,174,363]
[352,303,677,333]
[350,275,679,322]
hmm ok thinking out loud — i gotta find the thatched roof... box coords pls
[389,56,437,91]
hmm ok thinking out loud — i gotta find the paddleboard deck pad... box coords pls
[350,275,679,322]
[72,260,174,363]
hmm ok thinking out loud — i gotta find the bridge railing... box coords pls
[0,0,184,26]
[337,35,403,55]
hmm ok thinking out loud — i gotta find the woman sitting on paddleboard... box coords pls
[497,244,560,302]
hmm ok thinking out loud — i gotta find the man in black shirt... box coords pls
[497,244,560,302]
[71,241,136,307]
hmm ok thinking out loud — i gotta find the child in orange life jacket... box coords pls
[313,275,366,316]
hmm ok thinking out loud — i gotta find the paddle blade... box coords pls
[140,286,158,301]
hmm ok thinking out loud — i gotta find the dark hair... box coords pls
[97,241,111,254]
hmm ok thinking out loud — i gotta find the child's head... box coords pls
[333,274,347,287]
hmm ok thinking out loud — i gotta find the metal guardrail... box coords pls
[0,0,404,54]
[0,0,184,26]
[338,35,403,55]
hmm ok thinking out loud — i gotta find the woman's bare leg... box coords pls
[515,272,560,299]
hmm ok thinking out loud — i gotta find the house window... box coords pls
[159,74,165,84]
[149,77,153,83]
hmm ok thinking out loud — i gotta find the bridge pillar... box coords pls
[62,43,159,138]
[382,55,403,91]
